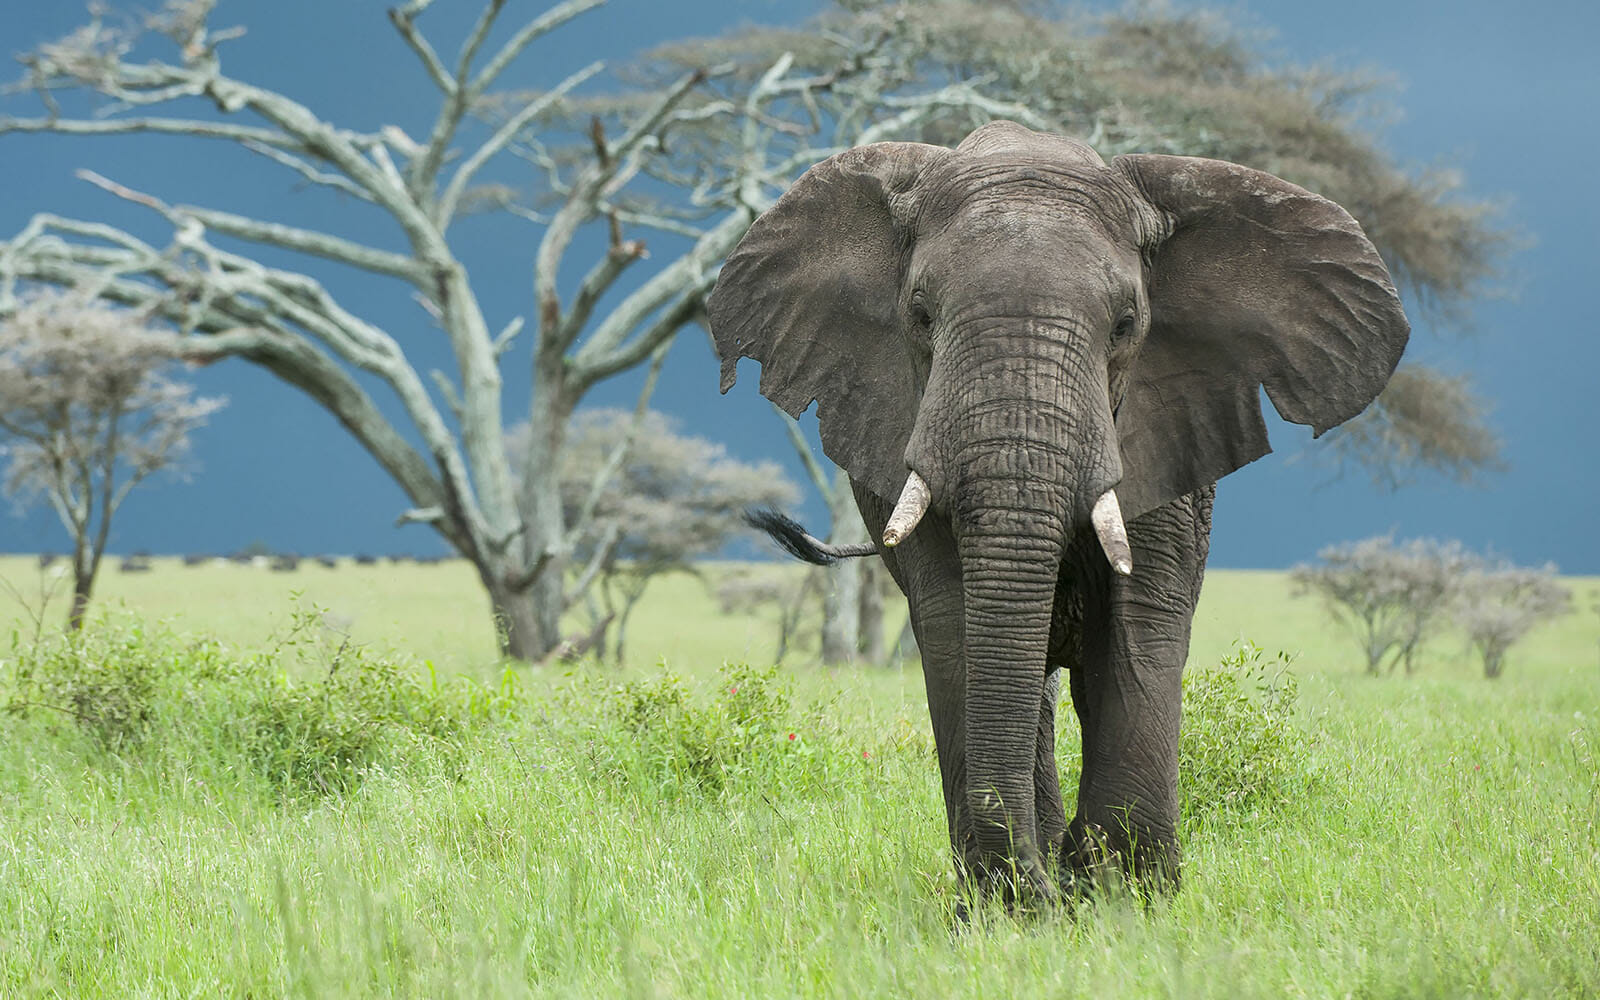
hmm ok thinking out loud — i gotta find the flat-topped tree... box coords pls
[0,0,1027,659]
[625,0,1509,484]
[0,291,224,630]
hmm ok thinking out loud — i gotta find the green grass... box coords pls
[1,556,1597,997]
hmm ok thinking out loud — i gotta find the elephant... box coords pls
[706,121,1408,901]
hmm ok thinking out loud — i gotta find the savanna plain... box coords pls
[1,555,1596,998]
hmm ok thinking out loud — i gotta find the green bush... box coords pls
[2,609,518,797]
[4,620,240,750]
[603,662,807,797]
[1180,640,1311,823]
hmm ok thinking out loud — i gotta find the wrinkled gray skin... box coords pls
[708,122,1408,901]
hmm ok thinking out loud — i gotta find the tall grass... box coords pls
[2,588,1596,997]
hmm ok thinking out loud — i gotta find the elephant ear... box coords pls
[1111,154,1410,519]
[707,142,949,503]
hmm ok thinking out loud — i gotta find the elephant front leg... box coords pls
[851,486,983,881]
[1034,668,1068,861]
[1062,488,1213,894]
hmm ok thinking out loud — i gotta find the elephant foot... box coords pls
[1058,817,1181,902]
[953,841,1062,914]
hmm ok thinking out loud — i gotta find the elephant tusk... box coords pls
[882,471,932,548]
[1092,490,1133,576]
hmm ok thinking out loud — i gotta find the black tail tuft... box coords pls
[744,508,837,565]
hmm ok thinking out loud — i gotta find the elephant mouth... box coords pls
[881,468,1133,576]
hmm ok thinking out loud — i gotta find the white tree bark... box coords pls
[0,1,1027,659]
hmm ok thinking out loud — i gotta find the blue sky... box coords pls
[1,0,1595,572]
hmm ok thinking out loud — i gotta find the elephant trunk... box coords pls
[958,503,1063,892]
[935,321,1122,895]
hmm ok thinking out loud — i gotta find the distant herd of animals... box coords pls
[33,552,457,573]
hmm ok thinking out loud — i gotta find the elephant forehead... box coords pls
[917,160,1139,238]
[956,120,1105,170]
[915,184,1142,275]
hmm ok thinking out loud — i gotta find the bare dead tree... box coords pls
[715,565,823,666]
[0,291,224,629]
[550,407,799,665]
[628,1,1510,487]
[0,1,1024,660]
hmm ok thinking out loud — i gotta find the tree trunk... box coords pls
[858,559,885,664]
[486,568,562,662]
[819,488,868,664]
[614,590,646,667]
[488,371,573,662]
[821,559,863,664]
[67,566,93,631]
[66,537,97,632]
[1483,641,1507,679]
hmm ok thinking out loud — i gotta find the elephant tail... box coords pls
[743,509,877,565]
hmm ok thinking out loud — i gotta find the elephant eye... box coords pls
[1111,311,1138,345]
[910,290,933,329]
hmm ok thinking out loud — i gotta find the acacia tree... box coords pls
[0,291,224,629]
[1454,564,1570,679]
[1292,535,1478,675]
[552,407,798,665]
[619,0,1511,502]
[0,0,1028,659]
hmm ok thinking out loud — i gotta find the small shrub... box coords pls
[8,624,163,749]
[605,662,801,797]
[1180,641,1310,822]
[3,612,517,798]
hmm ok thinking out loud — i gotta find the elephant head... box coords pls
[707,121,1407,876]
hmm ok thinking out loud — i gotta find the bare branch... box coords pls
[429,368,464,421]
[189,323,467,552]
[437,60,603,227]
[492,316,524,357]
[235,140,372,202]
[0,114,295,148]
[568,207,748,386]
[534,65,719,353]
[77,169,421,281]
[395,504,444,526]
[777,407,835,499]
[471,0,605,94]
[388,2,455,96]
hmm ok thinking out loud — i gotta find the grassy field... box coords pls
[1,555,1597,997]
